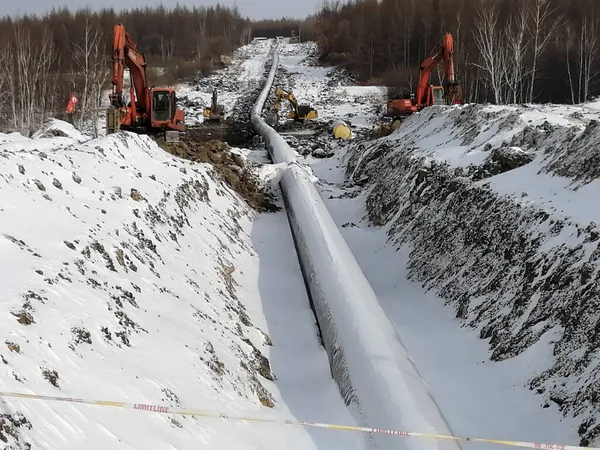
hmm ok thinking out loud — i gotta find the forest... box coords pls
[312,0,600,105]
[0,0,597,135]
[0,6,309,135]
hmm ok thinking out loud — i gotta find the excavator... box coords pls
[274,87,318,122]
[386,32,461,120]
[202,89,225,122]
[106,24,185,141]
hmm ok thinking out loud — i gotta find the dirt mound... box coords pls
[160,137,278,212]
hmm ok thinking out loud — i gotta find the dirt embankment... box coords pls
[346,116,600,446]
[160,136,278,213]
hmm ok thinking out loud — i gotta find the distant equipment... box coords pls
[203,89,225,122]
[386,32,461,121]
[274,87,318,122]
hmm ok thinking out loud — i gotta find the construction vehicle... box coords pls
[106,24,184,141]
[274,87,318,122]
[386,32,461,120]
[202,89,225,122]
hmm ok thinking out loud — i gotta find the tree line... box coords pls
[313,0,600,105]
[0,6,307,136]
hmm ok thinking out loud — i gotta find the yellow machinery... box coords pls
[203,89,225,122]
[274,87,318,122]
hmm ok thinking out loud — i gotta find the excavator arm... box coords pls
[415,32,459,108]
[110,24,149,113]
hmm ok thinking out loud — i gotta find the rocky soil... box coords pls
[346,104,600,446]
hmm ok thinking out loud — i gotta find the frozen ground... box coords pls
[274,40,593,447]
[0,105,357,449]
[3,35,599,450]
[309,152,579,448]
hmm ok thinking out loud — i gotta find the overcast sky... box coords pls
[5,0,322,20]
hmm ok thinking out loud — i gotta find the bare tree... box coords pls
[580,16,600,103]
[11,24,56,134]
[504,2,529,103]
[565,23,577,104]
[473,1,506,104]
[527,0,563,103]
[73,19,108,136]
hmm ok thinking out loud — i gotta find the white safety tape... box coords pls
[0,391,593,450]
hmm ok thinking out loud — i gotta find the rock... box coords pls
[33,179,46,191]
[130,189,145,202]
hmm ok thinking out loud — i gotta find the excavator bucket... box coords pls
[106,106,122,134]
[203,89,224,122]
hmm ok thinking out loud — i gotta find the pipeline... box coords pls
[251,41,462,450]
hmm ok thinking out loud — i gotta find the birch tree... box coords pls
[473,1,506,104]
[73,19,108,136]
[527,0,563,103]
[504,3,529,104]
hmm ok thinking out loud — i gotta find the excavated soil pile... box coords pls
[160,137,279,212]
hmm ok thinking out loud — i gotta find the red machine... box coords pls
[106,24,184,138]
[386,32,461,119]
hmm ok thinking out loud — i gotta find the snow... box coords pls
[379,103,600,225]
[311,151,579,448]
[2,34,597,450]
[252,43,461,450]
[0,114,354,449]
[277,42,387,129]
[270,40,588,448]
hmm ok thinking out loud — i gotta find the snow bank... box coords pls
[252,44,461,450]
[0,130,289,449]
[348,103,600,446]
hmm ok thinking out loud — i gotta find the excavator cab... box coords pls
[151,90,171,122]
[429,86,445,106]
[149,88,184,141]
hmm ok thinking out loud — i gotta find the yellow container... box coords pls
[333,124,352,139]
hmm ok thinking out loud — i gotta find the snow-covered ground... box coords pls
[4,35,600,450]
[0,94,357,449]
[341,102,600,445]
[271,41,596,447]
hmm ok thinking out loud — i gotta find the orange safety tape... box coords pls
[0,391,594,450]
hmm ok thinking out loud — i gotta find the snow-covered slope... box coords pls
[0,118,358,450]
[344,102,600,446]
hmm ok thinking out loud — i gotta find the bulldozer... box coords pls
[274,87,317,122]
[203,89,225,122]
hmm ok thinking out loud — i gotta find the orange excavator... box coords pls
[386,32,461,119]
[106,24,184,140]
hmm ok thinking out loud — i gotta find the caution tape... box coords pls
[0,391,595,450]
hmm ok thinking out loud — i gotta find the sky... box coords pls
[4,0,322,20]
